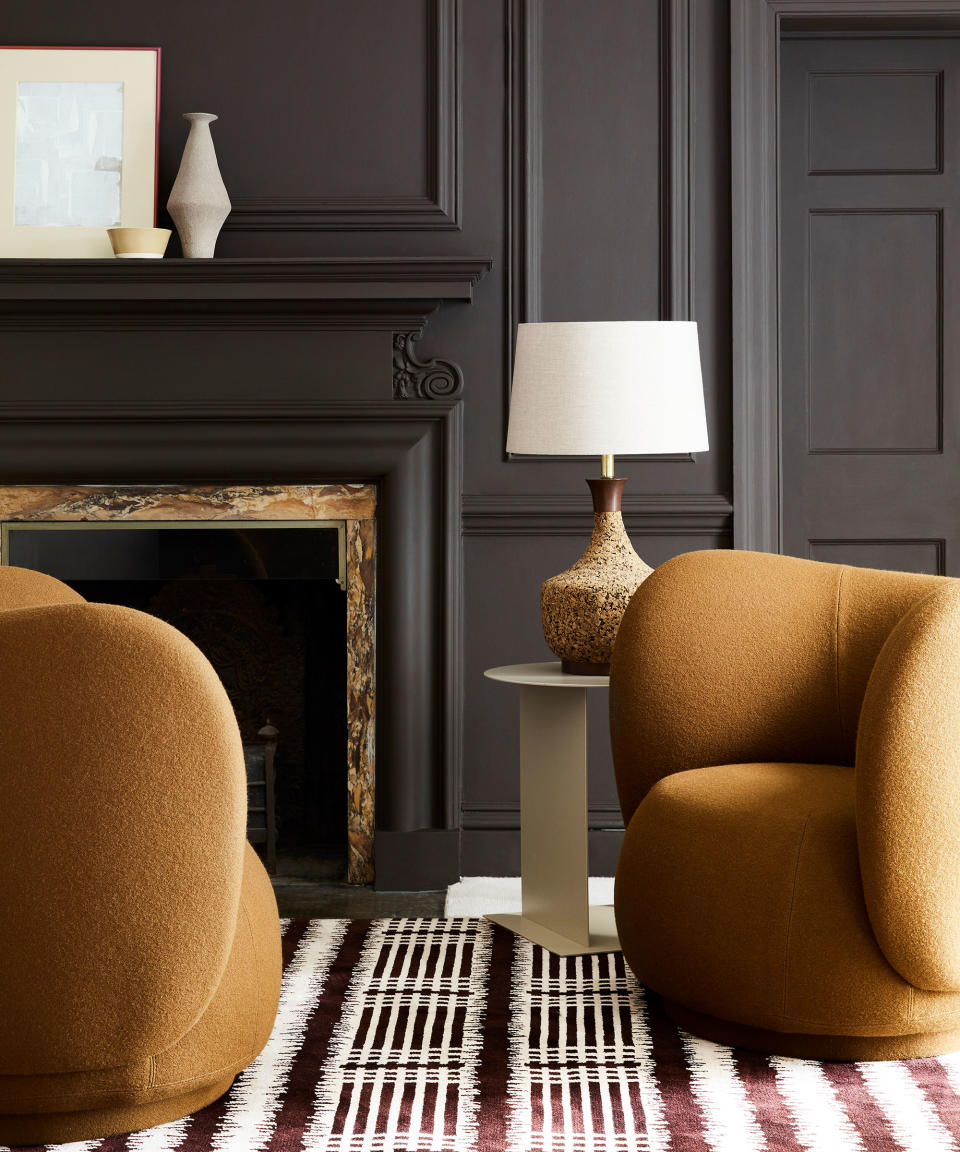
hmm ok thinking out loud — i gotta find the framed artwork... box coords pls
[0,46,160,257]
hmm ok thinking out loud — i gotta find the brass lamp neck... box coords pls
[600,453,615,478]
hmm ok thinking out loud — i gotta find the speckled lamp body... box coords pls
[541,478,652,675]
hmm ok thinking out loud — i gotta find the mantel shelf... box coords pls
[0,256,493,332]
[0,256,492,300]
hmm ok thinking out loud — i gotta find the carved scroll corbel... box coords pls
[392,330,464,399]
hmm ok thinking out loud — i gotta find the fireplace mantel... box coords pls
[0,257,488,889]
[0,256,492,332]
[0,402,464,891]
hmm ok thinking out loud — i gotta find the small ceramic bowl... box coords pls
[107,227,172,259]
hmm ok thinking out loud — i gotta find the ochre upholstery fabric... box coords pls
[857,583,960,993]
[0,563,86,612]
[0,568,282,1143]
[611,549,960,1060]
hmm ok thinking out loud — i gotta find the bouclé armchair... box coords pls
[611,549,960,1060]
[0,566,282,1144]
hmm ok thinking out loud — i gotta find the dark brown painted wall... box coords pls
[2,0,732,875]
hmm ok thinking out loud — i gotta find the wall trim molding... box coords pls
[462,829,623,876]
[731,0,787,552]
[0,399,460,423]
[808,536,947,574]
[224,0,462,231]
[503,0,696,461]
[661,0,694,319]
[730,0,960,552]
[462,492,733,536]
[462,802,623,832]
[506,0,543,339]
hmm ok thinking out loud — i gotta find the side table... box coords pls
[483,661,621,956]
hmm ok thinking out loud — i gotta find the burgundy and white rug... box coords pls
[13,917,960,1152]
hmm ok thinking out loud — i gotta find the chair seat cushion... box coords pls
[615,761,960,1037]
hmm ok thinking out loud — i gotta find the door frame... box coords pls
[731,0,960,552]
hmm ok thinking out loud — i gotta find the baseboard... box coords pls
[461,829,623,877]
[374,829,461,891]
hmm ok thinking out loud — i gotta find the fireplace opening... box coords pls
[5,522,349,882]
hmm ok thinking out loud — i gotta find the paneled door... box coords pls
[780,34,960,575]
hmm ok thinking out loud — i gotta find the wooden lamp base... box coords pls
[540,477,652,674]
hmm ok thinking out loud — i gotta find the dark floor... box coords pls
[266,846,447,918]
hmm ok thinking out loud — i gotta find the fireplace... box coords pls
[0,255,490,890]
[0,484,376,884]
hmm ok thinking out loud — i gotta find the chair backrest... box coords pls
[856,581,960,990]
[0,570,247,1076]
[609,549,946,825]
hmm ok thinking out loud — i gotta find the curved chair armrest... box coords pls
[0,564,85,612]
[0,602,247,1075]
[857,583,960,991]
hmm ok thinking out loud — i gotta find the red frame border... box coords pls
[0,45,162,224]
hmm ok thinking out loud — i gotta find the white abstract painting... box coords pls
[15,81,124,227]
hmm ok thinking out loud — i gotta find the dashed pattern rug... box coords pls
[12,917,960,1151]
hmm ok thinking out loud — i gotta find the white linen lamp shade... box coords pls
[507,321,708,457]
[507,320,709,674]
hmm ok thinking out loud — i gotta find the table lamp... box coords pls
[507,320,708,674]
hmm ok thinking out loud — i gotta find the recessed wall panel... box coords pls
[808,71,941,174]
[809,539,944,575]
[808,211,940,454]
[223,0,428,200]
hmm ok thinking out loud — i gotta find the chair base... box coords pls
[665,1000,960,1062]
[0,1072,235,1146]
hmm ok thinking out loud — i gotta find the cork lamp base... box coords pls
[541,478,652,673]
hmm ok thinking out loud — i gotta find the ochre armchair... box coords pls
[0,566,282,1144]
[611,549,960,1060]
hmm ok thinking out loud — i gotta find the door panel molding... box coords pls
[806,69,943,174]
[730,0,960,552]
[805,208,943,455]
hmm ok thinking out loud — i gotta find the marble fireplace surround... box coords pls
[0,483,377,884]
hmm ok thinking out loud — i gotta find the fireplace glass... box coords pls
[5,522,348,881]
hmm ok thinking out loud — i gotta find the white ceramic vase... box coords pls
[167,113,231,258]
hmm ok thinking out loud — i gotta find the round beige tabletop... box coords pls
[484,661,610,688]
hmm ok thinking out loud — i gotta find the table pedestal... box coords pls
[485,680,621,956]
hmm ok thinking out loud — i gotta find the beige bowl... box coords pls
[107,227,172,259]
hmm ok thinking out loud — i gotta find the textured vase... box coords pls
[167,113,231,258]
[540,478,653,675]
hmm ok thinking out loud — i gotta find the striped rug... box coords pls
[12,917,960,1152]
